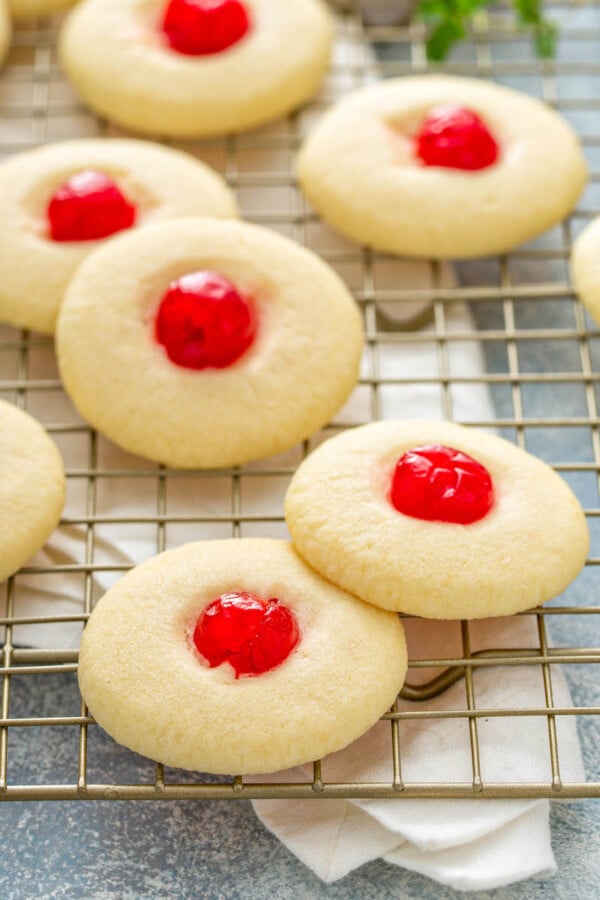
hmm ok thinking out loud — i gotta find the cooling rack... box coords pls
[0,0,599,802]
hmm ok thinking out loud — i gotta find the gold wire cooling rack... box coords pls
[0,0,599,802]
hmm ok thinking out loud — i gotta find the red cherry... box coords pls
[47,171,137,243]
[155,270,256,370]
[193,591,300,678]
[415,105,500,171]
[390,444,495,525]
[162,0,251,56]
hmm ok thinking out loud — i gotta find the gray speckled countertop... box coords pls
[0,767,598,900]
[0,801,597,900]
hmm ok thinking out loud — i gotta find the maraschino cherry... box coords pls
[155,270,256,370]
[193,591,300,678]
[162,0,251,56]
[47,171,137,243]
[415,105,500,171]
[390,444,495,524]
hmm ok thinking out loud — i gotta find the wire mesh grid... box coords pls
[0,0,599,802]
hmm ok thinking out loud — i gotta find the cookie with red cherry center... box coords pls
[297,75,587,259]
[78,539,408,774]
[9,0,76,19]
[59,0,333,138]
[0,139,238,335]
[56,217,364,468]
[0,400,65,583]
[285,420,589,620]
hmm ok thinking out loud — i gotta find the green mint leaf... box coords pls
[426,19,466,61]
[535,20,557,57]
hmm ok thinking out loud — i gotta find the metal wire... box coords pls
[0,1,599,801]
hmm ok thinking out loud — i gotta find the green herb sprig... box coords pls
[419,0,557,61]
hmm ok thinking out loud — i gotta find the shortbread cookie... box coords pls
[571,217,600,324]
[0,1,10,66]
[0,139,238,334]
[56,218,364,468]
[0,400,66,583]
[78,538,408,774]
[286,420,589,619]
[298,76,587,259]
[59,0,333,138]
[9,0,77,19]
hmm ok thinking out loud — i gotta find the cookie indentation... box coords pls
[415,105,499,171]
[162,0,251,56]
[193,591,299,677]
[390,444,494,524]
[155,270,256,370]
[47,170,137,242]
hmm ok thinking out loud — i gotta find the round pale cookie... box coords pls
[0,1,10,67]
[285,420,589,620]
[0,139,238,335]
[571,217,600,324]
[78,538,408,774]
[0,400,66,583]
[56,218,364,468]
[9,0,77,20]
[59,0,333,138]
[297,75,587,259]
